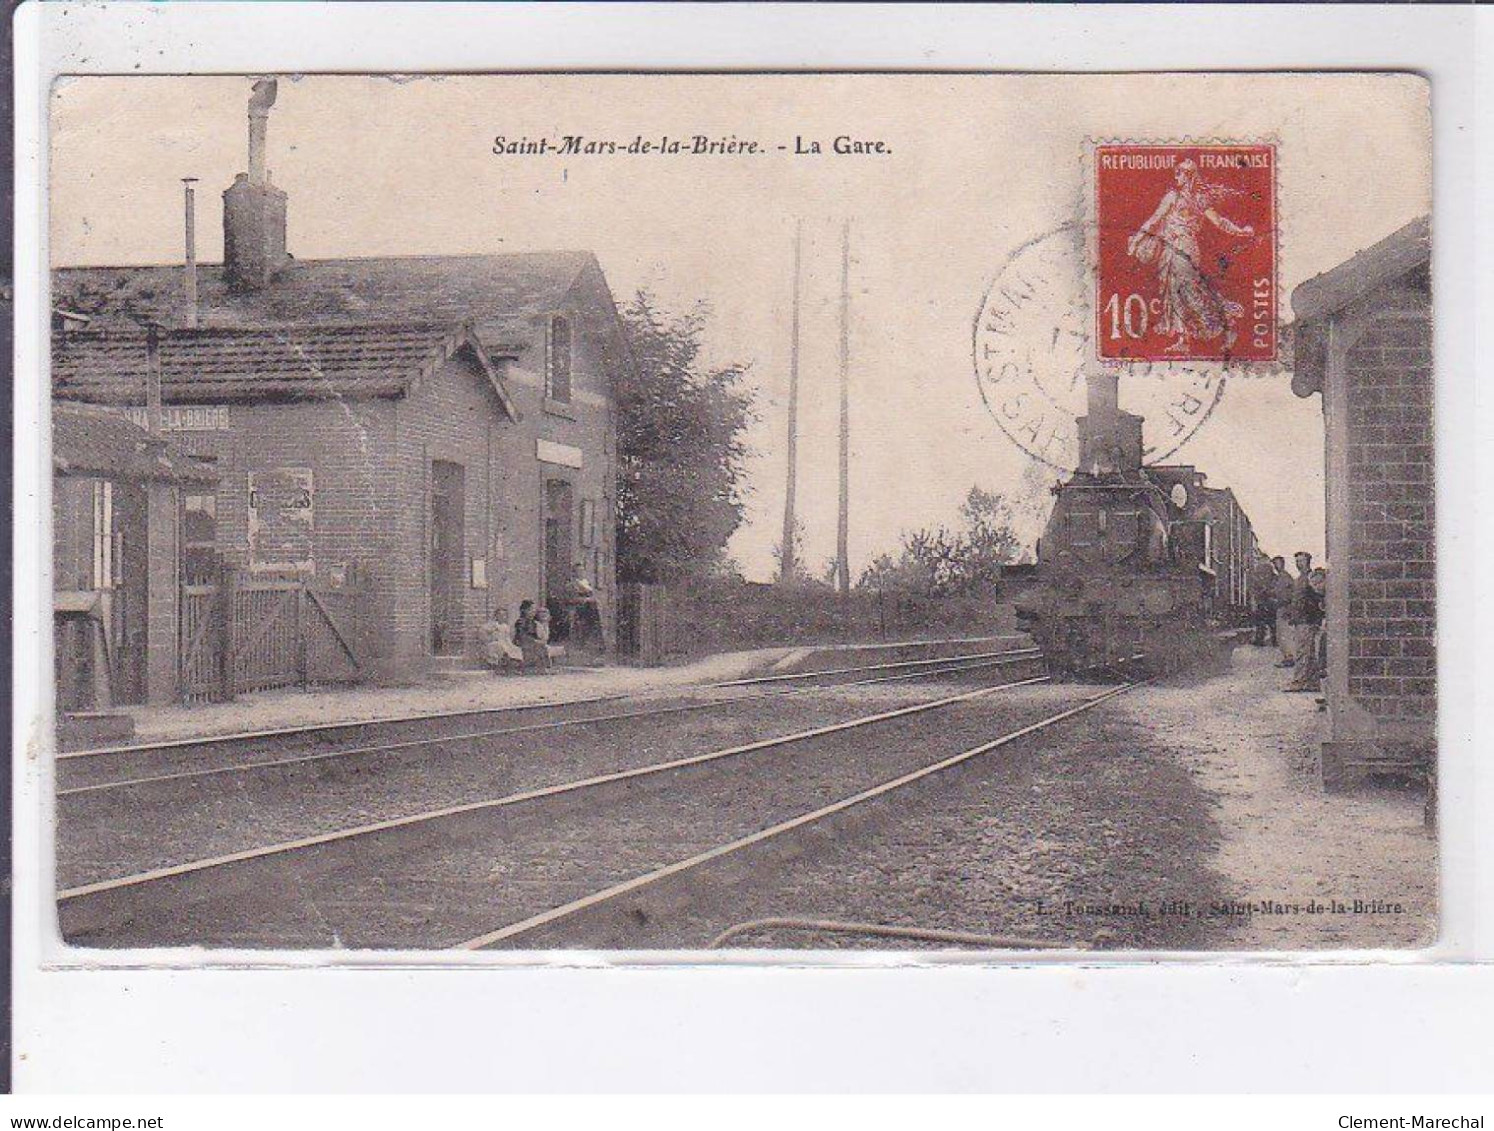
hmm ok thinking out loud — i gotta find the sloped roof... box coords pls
[51,251,597,341]
[1290,216,1430,398]
[53,402,219,485]
[52,322,520,419]
[1291,216,1430,324]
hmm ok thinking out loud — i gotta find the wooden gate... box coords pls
[178,581,228,704]
[178,568,365,703]
[618,583,668,666]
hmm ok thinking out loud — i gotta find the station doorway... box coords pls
[430,460,467,656]
[543,477,575,613]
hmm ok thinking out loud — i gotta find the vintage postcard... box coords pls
[43,72,1433,954]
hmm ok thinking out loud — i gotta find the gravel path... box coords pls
[109,647,794,746]
[1115,646,1436,950]
[60,679,1085,948]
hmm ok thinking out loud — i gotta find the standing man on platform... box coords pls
[1252,556,1282,647]
[1285,551,1321,687]
[1271,555,1295,667]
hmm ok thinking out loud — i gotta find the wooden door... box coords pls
[430,460,466,655]
[543,478,575,610]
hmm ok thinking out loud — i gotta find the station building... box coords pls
[52,83,628,691]
[1290,217,1434,789]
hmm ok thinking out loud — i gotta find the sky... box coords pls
[49,74,1430,580]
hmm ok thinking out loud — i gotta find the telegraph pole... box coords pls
[780,220,802,584]
[836,219,851,597]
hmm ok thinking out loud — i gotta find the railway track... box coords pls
[459,681,1139,950]
[59,670,1047,901]
[59,665,1141,951]
[58,648,1043,796]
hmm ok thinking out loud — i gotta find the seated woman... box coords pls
[479,610,523,670]
[512,599,552,673]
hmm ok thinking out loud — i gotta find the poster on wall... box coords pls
[247,467,315,574]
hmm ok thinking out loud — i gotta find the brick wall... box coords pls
[1342,310,1435,724]
[395,317,617,663]
[393,350,509,661]
[177,400,403,665]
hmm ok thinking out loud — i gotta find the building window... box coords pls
[183,492,220,585]
[546,314,573,405]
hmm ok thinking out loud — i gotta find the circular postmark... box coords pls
[972,222,1227,473]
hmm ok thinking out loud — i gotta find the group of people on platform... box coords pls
[477,567,605,674]
[1251,551,1328,693]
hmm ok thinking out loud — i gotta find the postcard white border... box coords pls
[12,1,1490,1091]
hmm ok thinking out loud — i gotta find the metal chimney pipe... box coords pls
[247,78,278,185]
[182,177,199,328]
[145,323,164,437]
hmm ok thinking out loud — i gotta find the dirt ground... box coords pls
[1115,645,1438,950]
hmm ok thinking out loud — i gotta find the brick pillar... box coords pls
[1322,299,1435,787]
[144,483,181,704]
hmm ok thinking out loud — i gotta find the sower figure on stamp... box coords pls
[1127,159,1255,354]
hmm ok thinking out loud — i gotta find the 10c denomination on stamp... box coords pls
[1094,143,1277,364]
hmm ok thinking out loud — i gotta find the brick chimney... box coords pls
[223,78,289,292]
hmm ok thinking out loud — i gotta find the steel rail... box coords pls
[708,646,1037,687]
[58,674,1049,902]
[58,652,1042,797]
[456,682,1139,950]
[60,643,1038,761]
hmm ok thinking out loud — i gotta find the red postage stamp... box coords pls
[1094,143,1277,363]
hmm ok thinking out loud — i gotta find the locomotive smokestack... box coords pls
[1077,370,1144,474]
[1088,370,1119,420]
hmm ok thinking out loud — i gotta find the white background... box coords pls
[11,2,1492,1092]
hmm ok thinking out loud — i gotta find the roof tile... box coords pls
[52,322,482,404]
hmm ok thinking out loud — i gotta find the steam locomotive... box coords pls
[1014,372,1262,677]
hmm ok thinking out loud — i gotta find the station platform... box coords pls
[79,635,1022,748]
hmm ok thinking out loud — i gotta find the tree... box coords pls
[856,486,1021,597]
[955,486,1022,593]
[615,291,755,584]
